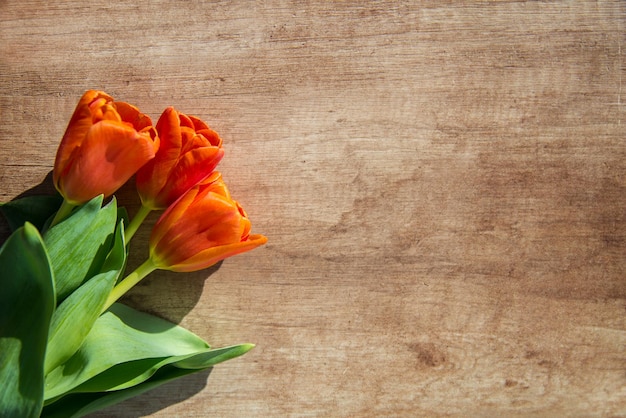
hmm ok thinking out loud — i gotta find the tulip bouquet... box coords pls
[0,91,267,417]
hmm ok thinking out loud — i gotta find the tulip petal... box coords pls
[136,108,224,209]
[196,127,222,147]
[136,108,182,206]
[189,115,210,131]
[148,187,199,248]
[59,121,157,204]
[178,113,195,129]
[150,191,239,267]
[158,147,225,208]
[113,101,154,131]
[166,234,268,272]
[53,91,113,188]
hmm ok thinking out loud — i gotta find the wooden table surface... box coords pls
[1,1,625,416]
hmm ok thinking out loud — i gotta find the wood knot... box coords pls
[408,342,446,368]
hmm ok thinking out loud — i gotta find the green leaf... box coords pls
[116,206,130,233]
[40,367,202,418]
[100,219,128,281]
[44,303,210,400]
[44,219,127,374]
[41,344,254,418]
[74,343,254,394]
[0,223,56,418]
[43,195,117,302]
[171,343,255,369]
[113,207,130,283]
[0,194,63,232]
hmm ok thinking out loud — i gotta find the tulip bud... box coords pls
[53,90,159,205]
[136,107,224,210]
[149,172,267,272]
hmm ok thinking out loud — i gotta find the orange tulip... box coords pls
[53,90,159,205]
[136,107,224,210]
[149,172,267,272]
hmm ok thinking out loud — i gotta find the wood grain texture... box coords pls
[1,1,625,416]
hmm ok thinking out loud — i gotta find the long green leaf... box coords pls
[41,342,252,418]
[0,223,56,418]
[113,207,130,283]
[44,219,127,374]
[72,343,254,394]
[44,303,210,400]
[0,194,63,233]
[41,366,206,418]
[171,343,255,369]
[43,195,117,302]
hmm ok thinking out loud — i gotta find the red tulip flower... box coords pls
[149,172,267,272]
[53,90,159,205]
[136,107,224,211]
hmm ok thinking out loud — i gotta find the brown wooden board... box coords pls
[1,1,624,416]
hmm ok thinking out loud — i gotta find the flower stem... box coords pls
[49,199,76,227]
[124,204,152,243]
[102,259,157,313]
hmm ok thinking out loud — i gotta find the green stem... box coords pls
[102,259,157,313]
[124,204,152,243]
[49,199,76,227]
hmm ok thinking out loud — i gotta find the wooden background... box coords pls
[1,1,625,416]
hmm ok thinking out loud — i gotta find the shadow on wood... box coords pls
[0,170,58,243]
[88,368,213,418]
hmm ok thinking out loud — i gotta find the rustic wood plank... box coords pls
[1,1,624,416]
